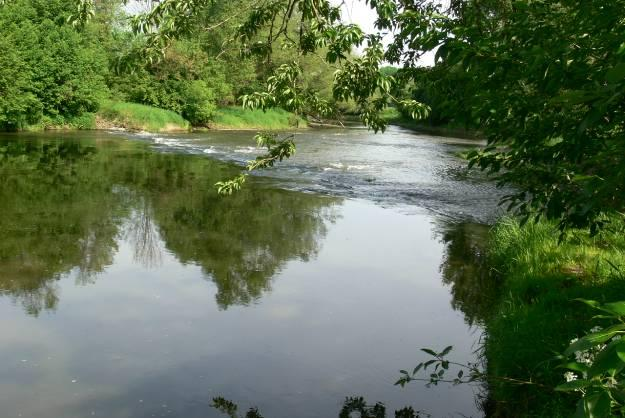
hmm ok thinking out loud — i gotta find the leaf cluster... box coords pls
[558,299,625,417]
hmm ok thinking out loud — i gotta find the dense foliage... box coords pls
[383,0,625,232]
[0,0,108,129]
[0,0,337,129]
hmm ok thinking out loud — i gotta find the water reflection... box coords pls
[125,200,164,269]
[0,140,126,314]
[0,135,338,314]
[154,186,338,308]
[0,131,494,418]
[437,221,501,326]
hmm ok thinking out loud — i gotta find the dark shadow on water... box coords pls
[436,221,502,327]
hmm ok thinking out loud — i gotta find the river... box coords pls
[0,126,504,418]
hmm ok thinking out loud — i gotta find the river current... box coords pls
[0,126,504,418]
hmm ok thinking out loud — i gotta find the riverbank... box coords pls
[21,103,479,136]
[20,101,190,133]
[483,218,625,417]
[19,103,306,133]
[96,101,190,132]
[380,107,479,139]
[209,107,306,130]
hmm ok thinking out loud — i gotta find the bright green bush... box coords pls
[0,0,109,130]
[107,39,218,126]
[0,35,42,129]
[109,71,216,126]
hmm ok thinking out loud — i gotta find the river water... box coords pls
[0,126,504,418]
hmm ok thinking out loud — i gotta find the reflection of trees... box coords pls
[124,198,163,269]
[0,139,128,314]
[437,221,501,326]
[146,157,339,309]
[0,136,338,314]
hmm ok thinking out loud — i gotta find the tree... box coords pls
[109,38,220,125]
[0,0,109,128]
[422,0,625,233]
[0,35,41,129]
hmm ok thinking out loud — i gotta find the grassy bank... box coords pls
[16,104,304,133]
[211,107,306,130]
[484,218,625,417]
[379,107,478,139]
[97,100,190,132]
[22,113,97,131]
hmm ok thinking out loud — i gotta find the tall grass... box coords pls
[490,218,625,285]
[23,113,97,131]
[98,100,189,132]
[484,217,625,417]
[211,107,306,130]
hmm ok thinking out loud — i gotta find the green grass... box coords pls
[97,100,189,132]
[23,113,97,131]
[211,107,306,130]
[484,218,625,417]
[379,107,403,122]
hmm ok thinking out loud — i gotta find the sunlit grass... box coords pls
[485,217,625,417]
[211,107,306,130]
[98,100,190,132]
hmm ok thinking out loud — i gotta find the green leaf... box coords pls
[421,348,437,357]
[576,299,602,309]
[550,90,598,106]
[582,391,611,418]
[574,398,587,418]
[565,324,625,356]
[602,302,625,316]
[412,363,423,375]
[588,340,625,378]
[440,345,453,357]
[606,63,625,84]
[555,379,593,392]
[559,361,590,374]
[423,360,436,369]
[578,299,625,317]
[616,341,625,363]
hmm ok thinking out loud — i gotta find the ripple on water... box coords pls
[137,127,508,224]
